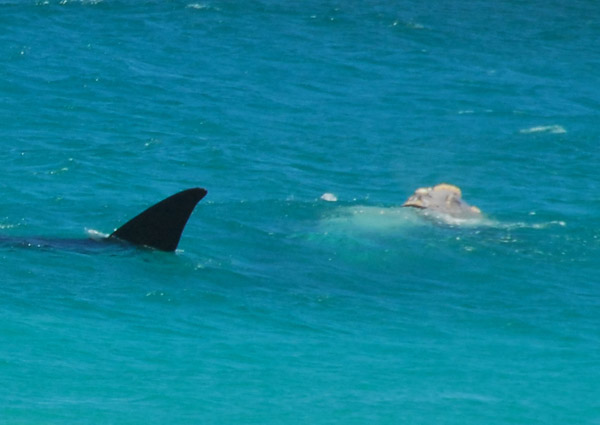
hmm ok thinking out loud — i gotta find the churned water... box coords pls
[1,0,599,424]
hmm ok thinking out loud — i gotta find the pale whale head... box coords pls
[402,183,481,218]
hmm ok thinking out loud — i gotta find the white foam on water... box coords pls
[519,125,566,134]
[495,220,567,230]
[85,228,110,240]
[186,3,214,10]
[322,206,440,233]
[321,205,565,235]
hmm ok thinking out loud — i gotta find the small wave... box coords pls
[36,0,103,4]
[458,109,494,115]
[519,125,566,134]
[186,3,215,10]
[145,290,174,303]
[496,220,567,230]
[85,229,109,240]
[391,20,425,30]
[49,167,69,175]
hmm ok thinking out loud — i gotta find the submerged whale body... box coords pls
[0,188,207,252]
[402,183,481,218]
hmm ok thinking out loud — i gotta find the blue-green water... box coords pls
[1,0,599,423]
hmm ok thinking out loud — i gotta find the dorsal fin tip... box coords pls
[110,187,207,251]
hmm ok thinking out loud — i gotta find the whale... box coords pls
[402,183,481,218]
[0,188,207,252]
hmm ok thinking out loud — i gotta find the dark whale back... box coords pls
[110,188,207,251]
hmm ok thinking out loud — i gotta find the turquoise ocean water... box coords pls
[1,0,599,423]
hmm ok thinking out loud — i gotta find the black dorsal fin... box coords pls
[110,188,207,251]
